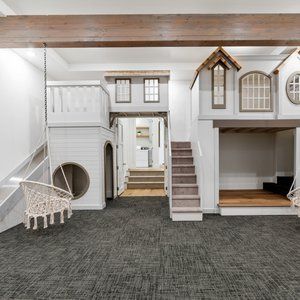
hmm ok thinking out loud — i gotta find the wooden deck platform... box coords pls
[219,190,292,207]
[121,189,166,197]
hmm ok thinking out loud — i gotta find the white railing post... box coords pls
[167,112,172,217]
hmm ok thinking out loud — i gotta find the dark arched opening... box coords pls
[104,142,114,201]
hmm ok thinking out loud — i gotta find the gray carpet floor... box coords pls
[0,196,299,300]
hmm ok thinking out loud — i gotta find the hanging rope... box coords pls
[43,43,48,126]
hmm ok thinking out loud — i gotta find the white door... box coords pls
[117,122,125,195]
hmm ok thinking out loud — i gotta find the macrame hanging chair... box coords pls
[20,44,74,230]
[287,171,300,218]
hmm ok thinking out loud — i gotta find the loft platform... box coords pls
[47,81,110,127]
[214,119,300,133]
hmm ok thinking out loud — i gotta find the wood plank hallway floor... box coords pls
[0,197,299,299]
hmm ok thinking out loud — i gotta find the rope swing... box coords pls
[19,43,74,230]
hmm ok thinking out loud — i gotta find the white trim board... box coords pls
[219,206,297,216]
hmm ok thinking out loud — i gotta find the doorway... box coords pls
[116,116,167,197]
[104,142,114,201]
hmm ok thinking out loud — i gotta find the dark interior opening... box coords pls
[53,163,90,199]
[105,143,114,200]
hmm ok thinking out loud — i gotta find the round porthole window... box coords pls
[286,72,300,104]
[53,163,90,200]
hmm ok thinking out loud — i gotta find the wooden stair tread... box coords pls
[129,181,164,184]
[173,174,196,177]
[172,184,198,187]
[172,164,194,167]
[129,176,164,178]
[172,156,193,158]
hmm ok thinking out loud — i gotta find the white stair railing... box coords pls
[167,112,172,217]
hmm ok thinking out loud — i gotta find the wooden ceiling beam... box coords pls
[0,14,300,48]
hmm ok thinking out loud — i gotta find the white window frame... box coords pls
[115,78,131,103]
[144,78,160,103]
[286,72,300,104]
[239,71,272,112]
[212,63,226,109]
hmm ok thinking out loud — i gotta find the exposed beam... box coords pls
[0,14,300,48]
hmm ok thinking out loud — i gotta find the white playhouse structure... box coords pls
[47,81,116,210]
[190,47,300,216]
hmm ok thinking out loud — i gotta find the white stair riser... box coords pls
[172,212,203,221]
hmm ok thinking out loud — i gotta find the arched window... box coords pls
[212,64,226,109]
[240,71,272,112]
[286,72,300,104]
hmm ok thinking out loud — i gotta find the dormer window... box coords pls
[115,78,131,103]
[212,64,226,109]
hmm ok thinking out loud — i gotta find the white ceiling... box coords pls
[2,0,300,15]
[13,46,290,81]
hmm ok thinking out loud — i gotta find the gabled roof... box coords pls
[272,47,300,75]
[190,47,241,89]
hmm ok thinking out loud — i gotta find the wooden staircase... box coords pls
[171,141,202,221]
[126,168,164,189]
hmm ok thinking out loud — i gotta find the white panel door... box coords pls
[117,122,125,195]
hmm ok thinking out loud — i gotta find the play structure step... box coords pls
[129,168,164,177]
[263,182,290,196]
[127,182,164,189]
[171,148,192,156]
[171,207,203,221]
[172,184,198,195]
[172,174,196,184]
[171,141,191,149]
[172,195,200,207]
[172,156,193,165]
[277,176,294,186]
[128,176,164,182]
[172,165,195,174]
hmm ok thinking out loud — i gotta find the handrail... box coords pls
[197,140,203,210]
[167,111,172,215]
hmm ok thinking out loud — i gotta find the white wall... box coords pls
[169,80,191,141]
[278,54,300,118]
[107,76,169,112]
[220,133,275,189]
[275,130,294,176]
[0,50,44,182]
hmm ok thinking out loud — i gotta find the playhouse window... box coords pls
[286,72,300,104]
[116,79,131,103]
[144,78,159,102]
[212,64,226,109]
[240,72,272,112]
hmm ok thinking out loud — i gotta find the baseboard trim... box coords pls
[220,206,298,216]
[172,212,203,221]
